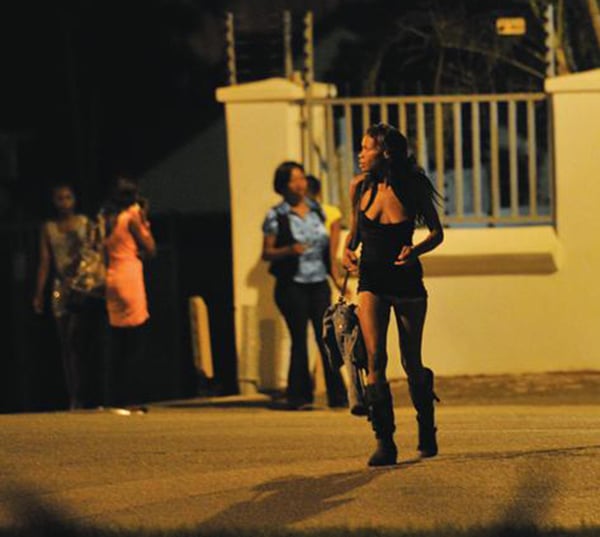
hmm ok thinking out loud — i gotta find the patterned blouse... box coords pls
[262,199,329,284]
[45,215,89,317]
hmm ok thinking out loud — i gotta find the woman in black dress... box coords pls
[342,123,444,466]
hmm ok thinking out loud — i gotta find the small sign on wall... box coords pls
[496,17,526,36]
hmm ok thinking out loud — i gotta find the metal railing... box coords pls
[302,93,554,227]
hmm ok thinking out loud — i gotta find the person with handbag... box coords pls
[321,273,368,417]
[342,123,444,466]
[261,161,348,410]
[321,178,371,418]
[102,174,156,411]
[33,183,97,409]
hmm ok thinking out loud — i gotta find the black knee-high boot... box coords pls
[408,367,440,458]
[366,382,397,467]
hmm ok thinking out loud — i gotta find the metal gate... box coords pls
[302,93,554,228]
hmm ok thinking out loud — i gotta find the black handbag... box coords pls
[323,177,367,369]
[268,212,299,280]
[322,272,368,415]
[321,181,369,415]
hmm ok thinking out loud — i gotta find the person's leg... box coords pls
[309,281,347,407]
[110,322,148,409]
[357,291,396,466]
[393,298,438,457]
[127,321,148,406]
[82,299,109,408]
[74,305,94,408]
[274,281,312,405]
[109,326,128,407]
[55,315,75,409]
[57,313,84,409]
[392,298,427,382]
[65,310,85,409]
[358,291,391,384]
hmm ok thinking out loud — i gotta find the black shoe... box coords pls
[128,405,148,415]
[418,426,438,458]
[365,383,397,466]
[269,398,313,411]
[350,404,369,416]
[410,368,439,458]
[368,438,398,467]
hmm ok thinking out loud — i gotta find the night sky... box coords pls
[1,0,228,218]
[0,0,347,219]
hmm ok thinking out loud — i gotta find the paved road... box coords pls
[1,394,598,534]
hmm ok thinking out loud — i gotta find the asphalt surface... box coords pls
[1,373,599,535]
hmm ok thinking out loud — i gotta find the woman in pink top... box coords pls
[103,175,156,408]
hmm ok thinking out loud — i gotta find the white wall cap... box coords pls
[414,226,558,257]
[216,77,336,103]
[545,68,600,94]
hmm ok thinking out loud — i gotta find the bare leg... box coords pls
[357,291,397,466]
[357,291,391,384]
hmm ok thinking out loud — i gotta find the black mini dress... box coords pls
[357,211,427,299]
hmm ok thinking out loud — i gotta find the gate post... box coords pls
[216,77,336,394]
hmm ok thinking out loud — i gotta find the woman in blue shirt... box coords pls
[262,161,347,410]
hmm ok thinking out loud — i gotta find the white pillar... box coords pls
[216,77,336,394]
[545,69,600,363]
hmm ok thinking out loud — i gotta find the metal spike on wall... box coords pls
[303,11,314,90]
[225,12,237,85]
[544,4,556,77]
[283,10,293,80]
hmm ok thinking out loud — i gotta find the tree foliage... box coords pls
[321,0,600,95]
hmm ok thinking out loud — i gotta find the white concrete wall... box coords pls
[218,71,600,393]
[423,70,600,376]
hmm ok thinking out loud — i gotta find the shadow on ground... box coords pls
[156,398,274,410]
[1,476,598,537]
[201,469,382,529]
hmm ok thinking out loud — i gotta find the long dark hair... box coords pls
[359,123,442,225]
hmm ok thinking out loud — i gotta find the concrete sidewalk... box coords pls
[1,373,599,535]
[182,369,600,409]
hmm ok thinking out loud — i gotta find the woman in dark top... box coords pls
[342,123,444,466]
[262,161,347,410]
